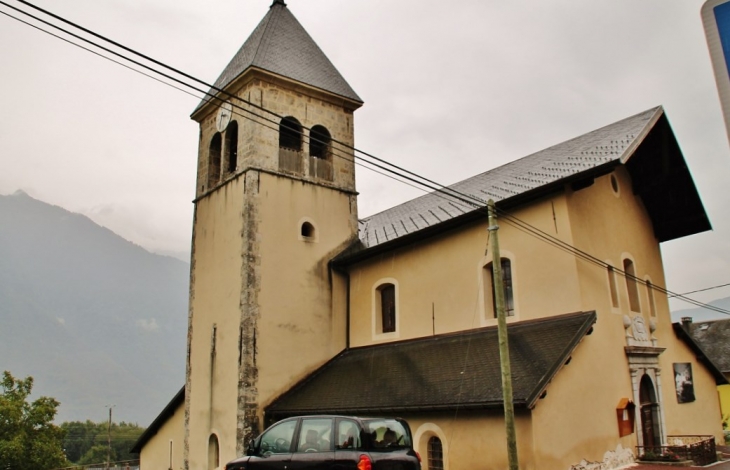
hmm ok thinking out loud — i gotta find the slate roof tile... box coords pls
[266,311,596,416]
[358,107,660,249]
[684,319,730,374]
[194,2,361,114]
[673,322,728,385]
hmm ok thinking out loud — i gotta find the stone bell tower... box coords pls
[184,1,363,468]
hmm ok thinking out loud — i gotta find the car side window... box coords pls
[336,419,362,450]
[296,418,333,453]
[259,419,297,456]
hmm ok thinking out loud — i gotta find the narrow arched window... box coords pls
[280,117,302,151]
[301,221,315,239]
[646,280,656,317]
[208,434,219,469]
[309,125,331,159]
[485,258,514,318]
[607,266,619,308]
[428,436,444,470]
[208,133,222,187]
[377,283,396,334]
[225,120,238,174]
[623,258,641,312]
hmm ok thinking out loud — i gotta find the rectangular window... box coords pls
[607,266,619,308]
[381,285,396,333]
[489,258,514,318]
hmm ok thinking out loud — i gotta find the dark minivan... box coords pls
[224,415,422,470]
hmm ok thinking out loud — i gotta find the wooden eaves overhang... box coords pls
[331,107,711,268]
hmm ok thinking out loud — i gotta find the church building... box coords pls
[132,2,727,469]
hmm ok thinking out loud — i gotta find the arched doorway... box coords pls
[639,374,661,448]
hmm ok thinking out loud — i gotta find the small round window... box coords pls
[610,174,619,194]
[301,222,315,238]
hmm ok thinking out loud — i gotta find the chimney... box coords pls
[681,317,693,330]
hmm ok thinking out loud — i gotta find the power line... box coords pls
[2,0,726,317]
[669,282,730,298]
[8,0,469,205]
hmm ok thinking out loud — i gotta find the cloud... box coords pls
[136,318,160,332]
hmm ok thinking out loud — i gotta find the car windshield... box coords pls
[362,419,411,449]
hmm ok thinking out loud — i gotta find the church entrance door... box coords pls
[639,374,661,447]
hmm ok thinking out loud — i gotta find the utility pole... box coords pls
[106,405,114,470]
[488,200,519,470]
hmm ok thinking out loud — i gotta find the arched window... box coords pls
[208,133,222,187]
[309,125,331,159]
[484,258,514,318]
[623,258,641,312]
[428,436,444,470]
[301,221,315,239]
[208,434,219,469]
[225,121,238,174]
[607,265,619,308]
[377,283,396,334]
[646,279,657,317]
[280,117,302,151]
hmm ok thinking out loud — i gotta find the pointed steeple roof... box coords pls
[193,1,362,115]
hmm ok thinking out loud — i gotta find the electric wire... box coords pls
[1,0,726,316]
[0,0,475,236]
[1,0,484,212]
[11,0,475,204]
[0,1,439,199]
[669,282,730,298]
[0,10,200,101]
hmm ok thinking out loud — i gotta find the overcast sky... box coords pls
[1,0,729,311]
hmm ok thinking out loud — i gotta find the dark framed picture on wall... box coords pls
[674,363,695,403]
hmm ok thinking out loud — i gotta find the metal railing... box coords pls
[637,435,716,466]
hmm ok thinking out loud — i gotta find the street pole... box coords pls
[488,200,519,470]
[106,406,112,470]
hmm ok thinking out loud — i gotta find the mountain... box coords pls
[671,296,730,323]
[0,191,189,425]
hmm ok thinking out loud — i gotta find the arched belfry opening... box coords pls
[279,116,303,173]
[225,121,238,174]
[279,116,302,151]
[208,133,222,188]
[639,374,661,448]
[309,125,331,159]
[309,125,333,180]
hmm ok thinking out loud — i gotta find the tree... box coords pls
[0,371,67,470]
[61,420,145,464]
[60,420,98,463]
[78,444,114,466]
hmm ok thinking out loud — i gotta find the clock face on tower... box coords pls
[215,102,233,132]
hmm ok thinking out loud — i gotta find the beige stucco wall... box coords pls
[408,410,535,470]
[346,168,722,469]
[140,401,185,470]
[186,181,246,470]
[185,72,359,469]
[254,172,356,410]
[348,194,583,347]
